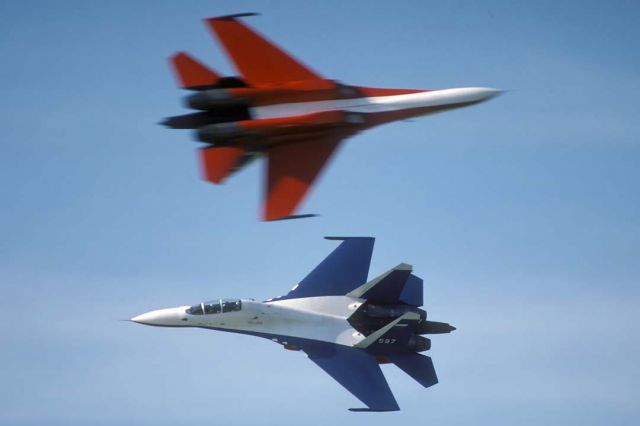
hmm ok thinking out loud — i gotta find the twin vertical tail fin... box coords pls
[348,264,444,389]
[347,263,423,306]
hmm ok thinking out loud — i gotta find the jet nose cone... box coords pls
[130,307,186,327]
[130,311,157,325]
[443,87,504,107]
[469,87,503,102]
[482,88,503,99]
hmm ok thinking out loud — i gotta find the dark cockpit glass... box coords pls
[204,301,221,314]
[186,299,241,315]
[222,299,241,312]
[186,304,203,315]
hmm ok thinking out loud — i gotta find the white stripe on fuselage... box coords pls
[195,296,363,347]
[251,87,498,120]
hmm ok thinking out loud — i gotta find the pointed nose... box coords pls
[483,88,502,99]
[465,87,503,102]
[430,87,503,108]
[130,307,186,327]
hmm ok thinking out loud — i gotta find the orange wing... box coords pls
[264,136,344,221]
[206,14,323,86]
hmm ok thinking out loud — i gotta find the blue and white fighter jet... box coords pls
[131,237,455,411]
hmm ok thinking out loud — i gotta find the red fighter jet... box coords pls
[162,13,500,221]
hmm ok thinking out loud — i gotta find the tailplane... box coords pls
[170,52,221,90]
[388,354,438,388]
[199,146,254,184]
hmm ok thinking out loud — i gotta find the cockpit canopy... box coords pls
[186,299,242,315]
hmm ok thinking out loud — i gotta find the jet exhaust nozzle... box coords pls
[408,335,431,352]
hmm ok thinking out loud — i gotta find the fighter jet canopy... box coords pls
[186,299,242,315]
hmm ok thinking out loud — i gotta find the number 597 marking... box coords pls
[378,338,396,344]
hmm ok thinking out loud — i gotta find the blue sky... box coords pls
[1,1,639,425]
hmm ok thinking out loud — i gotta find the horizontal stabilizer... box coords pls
[389,354,438,388]
[170,52,221,90]
[199,146,248,184]
[347,264,413,304]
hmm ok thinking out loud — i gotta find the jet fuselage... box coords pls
[132,296,367,348]
[176,84,500,145]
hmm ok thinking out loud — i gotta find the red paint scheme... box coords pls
[206,16,322,86]
[200,146,245,184]
[165,15,497,220]
[237,110,353,137]
[265,135,344,221]
[171,52,221,89]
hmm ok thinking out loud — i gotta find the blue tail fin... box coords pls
[347,264,423,306]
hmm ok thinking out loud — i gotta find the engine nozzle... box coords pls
[408,335,431,352]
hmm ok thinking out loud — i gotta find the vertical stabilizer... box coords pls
[347,264,419,304]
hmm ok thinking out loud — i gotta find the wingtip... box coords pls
[206,12,260,22]
[324,236,375,241]
[264,213,318,222]
[348,407,400,412]
[397,262,413,271]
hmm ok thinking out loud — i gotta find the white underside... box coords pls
[250,87,500,120]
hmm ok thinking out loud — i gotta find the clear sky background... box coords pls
[1,1,639,425]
